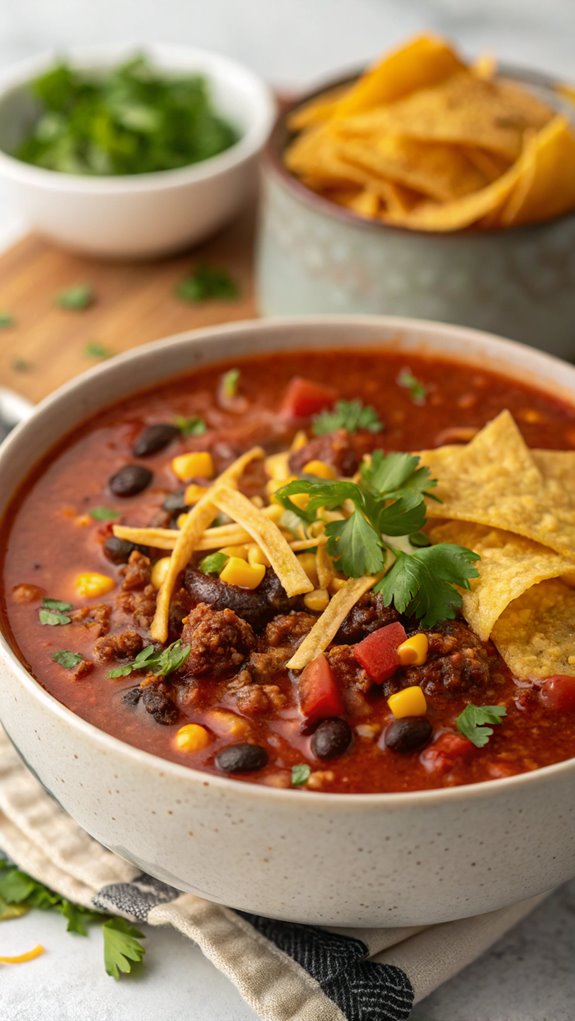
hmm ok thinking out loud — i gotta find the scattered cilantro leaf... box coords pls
[103,918,146,980]
[275,451,479,627]
[89,505,120,521]
[0,868,37,903]
[177,265,238,303]
[456,704,507,748]
[199,551,228,575]
[0,312,14,328]
[39,597,73,626]
[221,367,240,398]
[291,764,311,786]
[108,639,190,679]
[397,368,427,405]
[56,284,94,310]
[175,415,207,437]
[52,650,84,670]
[11,358,31,372]
[85,341,111,359]
[312,399,384,436]
[375,543,480,627]
[0,898,28,921]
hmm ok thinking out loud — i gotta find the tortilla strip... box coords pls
[150,447,264,643]
[492,579,575,679]
[286,576,377,671]
[210,484,314,598]
[430,520,575,640]
[316,543,334,590]
[113,523,326,553]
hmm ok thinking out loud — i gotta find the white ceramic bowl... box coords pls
[1,316,574,927]
[0,44,275,258]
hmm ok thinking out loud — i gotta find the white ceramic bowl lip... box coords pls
[265,62,575,239]
[2,313,575,810]
[0,42,275,193]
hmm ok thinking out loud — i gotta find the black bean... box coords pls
[109,464,153,497]
[384,717,433,754]
[121,686,143,707]
[311,718,352,760]
[141,686,180,725]
[133,423,180,457]
[215,743,268,774]
[162,490,190,514]
[103,536,139,565]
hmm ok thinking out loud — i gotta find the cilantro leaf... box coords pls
[312,399,384,436]
[42,597,73,611]
[456,704,507,748]
[361,450,436,500]
[199,551,228,575]
[85,342,111,359]
[52,650,84,670]
[291,764,311,786]
[39,597,73,625]
[376,543,480,627]
[175,415,207,437]
[0,312,14,328]
[275,478,360,522]
[0,868,37,903]
[89,505,119,521]
[177,265,238,303]
[377,492,427,537]
[11,358,31,372]
[103,918,146,980]
[108,639,190,679]
[397,368,427,405]
[221,367,240,398]
[325,514,385,576]
[56,284,94,310]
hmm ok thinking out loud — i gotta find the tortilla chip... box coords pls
[492,579,575,679]
[288,84,351,132]
[430,520,575,640]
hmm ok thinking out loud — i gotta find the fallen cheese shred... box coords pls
[0,944,45,964]
[287,575,378,670]
[210,484,314,598]
[150,447,264,642]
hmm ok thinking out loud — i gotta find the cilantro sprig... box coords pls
[108,639,190,679]
[39,597,73,626]
[275,451,479,627]
[0,858,145,979]
[312,399,384,436]
[52,650,84,670]
[177,265,238,303]
[456,704,507,748]
[199,551,228,575]
[175,415,207,437]
[397,368,427,405]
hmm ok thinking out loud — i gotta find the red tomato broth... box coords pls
[2,347,575,794]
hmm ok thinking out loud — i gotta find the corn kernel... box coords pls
[247,544,271,567]
[251,495,264,508]
[387,686,427,719]
[263,504,284,524]
[330,577,348,593]
[220,556,265,589]
[184,483,209,504]
[174,723,211,753]
[75,572,115,599]
[304,588,329,612]
[205,709,251,739]
[74,514,92,527]
[219,544,248,560]
[297,552,319,585]
[265,452,291,480]
[151,557,172,589]
[177,512,189,529]
[172,451,214,481]
[302,459,337,480]
[290,430,308,451]
[397,633,429,667]
[290,492,310,511]
[266,476,296,502]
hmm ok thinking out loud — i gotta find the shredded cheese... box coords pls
[0,944,45,964]
[150,447,264,642]
[286,575,378,670]
[210,484,314,598]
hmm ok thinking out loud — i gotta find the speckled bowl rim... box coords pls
[264,62,575,239]
[2,313,575,809]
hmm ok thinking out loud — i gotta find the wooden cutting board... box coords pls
[0,206,257,405]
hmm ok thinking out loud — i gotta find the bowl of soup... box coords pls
[0,315,574,926]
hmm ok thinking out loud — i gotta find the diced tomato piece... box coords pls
[353,622,407,683]
[539,675,575,713]
[420,732,476,777]
[298,654,344,727]
[280,377,337,419]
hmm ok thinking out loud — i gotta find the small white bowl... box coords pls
[0,44,275,258]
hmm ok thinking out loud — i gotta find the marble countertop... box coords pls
[1,3,574,1016]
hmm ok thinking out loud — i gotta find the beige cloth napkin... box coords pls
[0,726,542,1021]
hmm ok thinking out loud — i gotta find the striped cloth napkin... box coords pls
[0,726,541,1021]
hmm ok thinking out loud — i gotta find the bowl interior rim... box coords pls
[264,62,575,239]
[2,312,575,807]
[0,42,275,192]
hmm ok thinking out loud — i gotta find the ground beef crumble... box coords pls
[70,604,111,638]
[181,602,256,678]
[93,629,144,663]
[400,619,491,696]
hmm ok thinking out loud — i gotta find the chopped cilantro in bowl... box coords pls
[13,54,240,177]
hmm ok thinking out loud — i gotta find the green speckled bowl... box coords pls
[256,67,575,360]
